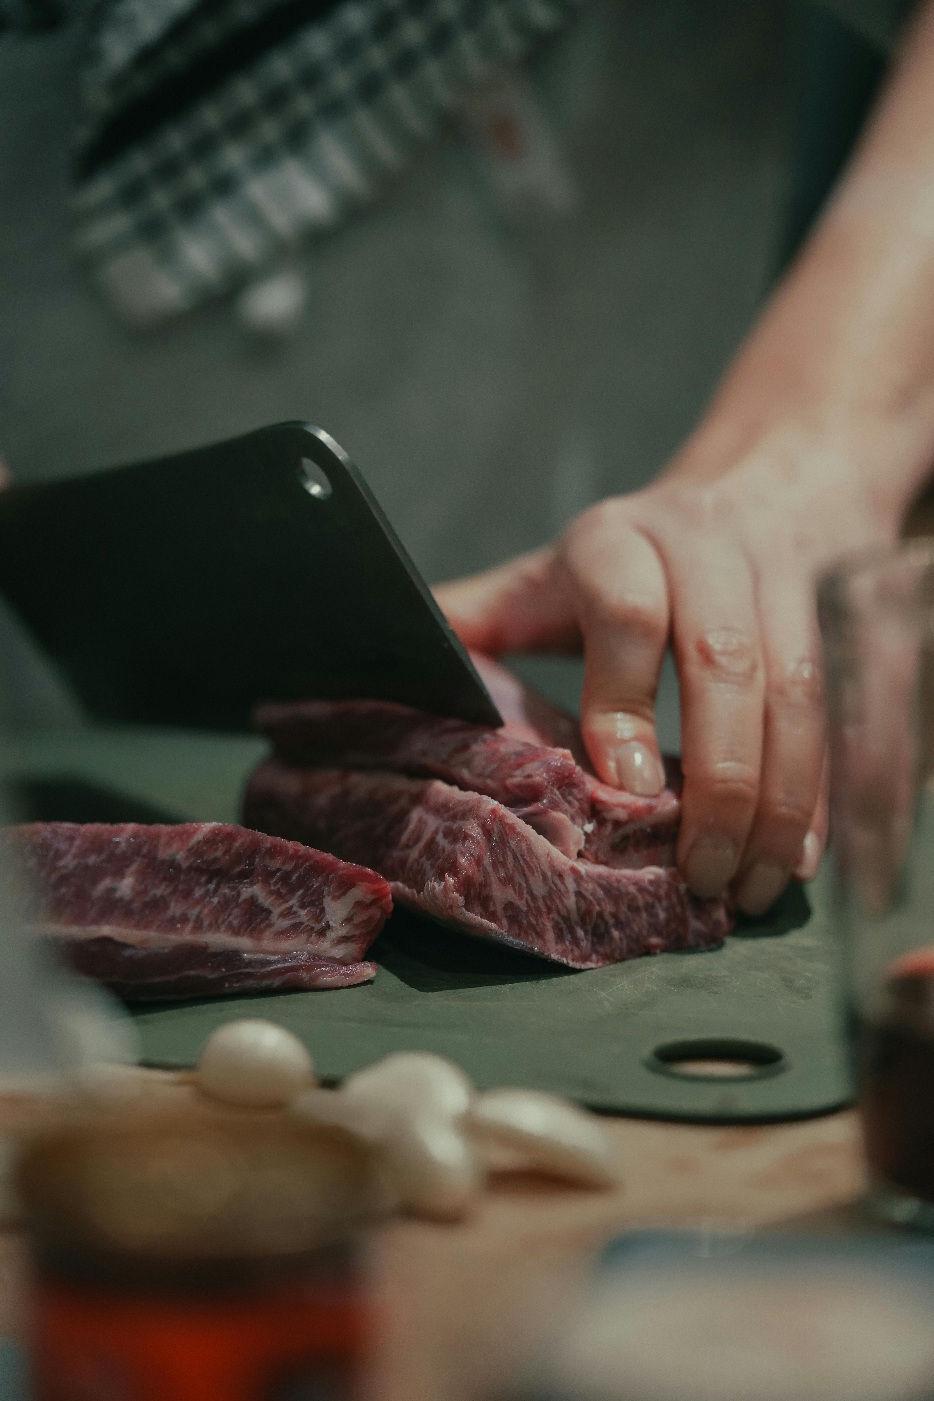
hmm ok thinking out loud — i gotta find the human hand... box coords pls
[436,424,900,914]
[438,0,934,914]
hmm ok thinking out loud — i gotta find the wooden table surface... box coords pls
[0,1100,870,1401]
[370,1109,869,1401]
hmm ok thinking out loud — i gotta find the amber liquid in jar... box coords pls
[857,949,934,1205]
[16,1101,383,1401]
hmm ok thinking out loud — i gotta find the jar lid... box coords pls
[16,1099,385,1265]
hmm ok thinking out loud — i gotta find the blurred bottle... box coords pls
[819,541,934,1228]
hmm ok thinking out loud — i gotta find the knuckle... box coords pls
[768,656,824,711]
[586,707,655,741]
[583,587,665,639]
[662,483,733,533]
[687,759,760,814]
[688,627,762,686]
[756,794,815,840]
[564,497,629,552]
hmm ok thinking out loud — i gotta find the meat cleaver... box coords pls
[0,422,502,730]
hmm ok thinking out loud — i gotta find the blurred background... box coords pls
[0,2,884,739]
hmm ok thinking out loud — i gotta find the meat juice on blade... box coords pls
[16,1101,385,1401]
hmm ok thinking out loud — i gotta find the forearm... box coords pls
[669,0,934,521]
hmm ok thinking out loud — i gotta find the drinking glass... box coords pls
[820,539,934,1228]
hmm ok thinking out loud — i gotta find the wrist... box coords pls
[666,311,934,531]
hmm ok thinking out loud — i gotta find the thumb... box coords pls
[433,547,579,656]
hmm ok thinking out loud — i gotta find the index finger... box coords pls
[560,509,670,796]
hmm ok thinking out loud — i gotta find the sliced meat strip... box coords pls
[254,697,591,858]
[242,763,731,970]
[255,656,679,869]
[4,822,391,999]
[67,938,377,1000]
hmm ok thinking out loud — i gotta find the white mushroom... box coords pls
[378,1113,481,1222]
[290,1086,393,1143]
[196,1020,316,1108]
[466,1090,620,1188]
[292,1083,483,1221]
[343,1052,474,1121]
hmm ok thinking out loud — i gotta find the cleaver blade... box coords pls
[0,422,502,731]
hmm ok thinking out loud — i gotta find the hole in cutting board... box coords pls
[297,458,332,500]
[647,1039,785,1082]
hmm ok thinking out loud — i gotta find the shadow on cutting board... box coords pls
[371,907,576,993]
[373,879,814,997]
[8,776,183,825]
[126,910,573,1014]
[732,881,812,940]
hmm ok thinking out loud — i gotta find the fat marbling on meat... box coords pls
[243,764,730,968]
[4,821,392,999]
[244,655,732,970]
[255,654,681,869]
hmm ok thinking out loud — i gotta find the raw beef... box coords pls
[243,764,731,970]
[256,656,679,868]
[255,697,592,858]
[4,822,392,999]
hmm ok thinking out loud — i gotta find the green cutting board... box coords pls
[0,729,854,1123]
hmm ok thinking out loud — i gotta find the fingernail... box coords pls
[736,861,788,916]
[684,837,737,899]
[612,741,665,796]
[793,831,823,882]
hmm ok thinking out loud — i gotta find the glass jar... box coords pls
[820,539,934,1227]
[15,1098,385,1400]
